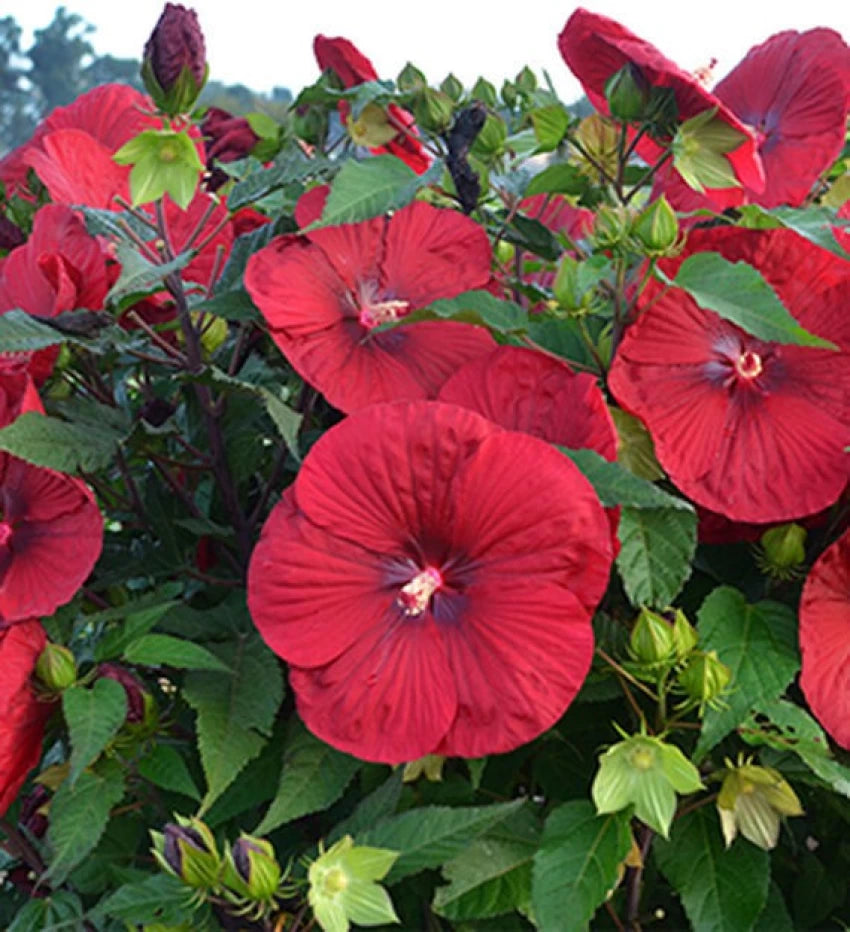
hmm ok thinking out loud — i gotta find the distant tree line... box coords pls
[0,6,291,155]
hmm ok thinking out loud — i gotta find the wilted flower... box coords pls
[716,757,803,849]
[142,3,208,115]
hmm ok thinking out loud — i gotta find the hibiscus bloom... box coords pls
[608,227,850,523]
[655,29,850,211]
[557,8,764,207]
[0,619,52,816]
[0,454,104,623]
[314,34,431,175]
[799,529,850,750]
[248,401,612,763]
[244,186,495,413]
[0,356,43,429]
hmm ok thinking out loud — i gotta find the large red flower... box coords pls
[799,529,850,750]
[608,228,850,523]
[244,187,495,413]
[557,9,764,207]
[0,356,43,429]
[314,34,431,175]
[0,619,51,816]
[0,454,103,623]
[656,30,850,211]
[248,401,612,763]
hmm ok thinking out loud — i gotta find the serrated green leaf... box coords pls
[183,635,284,811]
[227,150,332,212]
[669,253,835,348]
[8,891,85,932]
[136,744,200,800]
[108,242,193,306]
[758,205,850,261]
[425,289,528,334]
[359,799,524,883]
[0,309,75,351]
[63,678,127,784]
[531,106,570,151]
[80,205,157,242]
[695,588,800,760]
[329,771,404,843]
[94,873,194,925]
[93,587,183,661]
[525,163,587,198]
[655,807,770,932]
[0,410,128,472]
[610,408,664,481]
[434,805,541,921]
[616,506,697,608]
[531,801,632,932]
[0,308,141,356]
[194,288,259,322]
[306,156,442,229]
[254,723,361,835]
[123,633,230,671]
[45,762,125,885]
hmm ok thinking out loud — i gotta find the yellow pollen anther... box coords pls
[359,298,410,330]
[397,567,443,617]
[735,350,763,380]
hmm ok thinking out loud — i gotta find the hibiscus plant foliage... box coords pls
[1,4,850,930]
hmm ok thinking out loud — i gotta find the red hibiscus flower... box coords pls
[799,529,850,750]
[0,454,103,623]
[0,620,52,816]
[557,9,764,207]
[248,401,612,763]
[608,227,850,523]
[0,204,111,383]
[314,34,431,175]
[655,30,850,211]
[244,186,495,413]
[0,356,43,429]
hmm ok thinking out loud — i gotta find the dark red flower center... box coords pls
[397,566,443,617]
[358,282,410,330]
[735,350,763,380]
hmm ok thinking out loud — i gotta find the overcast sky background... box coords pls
[13,0,850,101]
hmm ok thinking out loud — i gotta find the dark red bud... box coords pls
[163,822,206,874]
[144,3,206,90]
[98,663,146,723]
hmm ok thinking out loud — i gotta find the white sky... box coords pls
[12,0,850,101]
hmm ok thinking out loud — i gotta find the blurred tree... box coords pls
[27,6,95,111]
[0,16,37,153]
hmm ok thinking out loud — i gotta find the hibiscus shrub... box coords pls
[1,4,850,930]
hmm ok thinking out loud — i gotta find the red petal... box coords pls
[313,35,378,86]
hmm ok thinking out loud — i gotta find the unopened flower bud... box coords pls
[670,609,698,661]
[153,815,221,889]
[632,195,680,255]
[98,664,150,724]
[202,107,261,191]
[471,77,498,109]
[605,63,650,123]
[142,3,208,116]
[755,523,807,580]
[677,650,731,714]
[35,643,77,693]
[629,608,676,667]
[397,62,427,94]
[593,204,633,250]
[225,834,281,901]
[414,88,455,134]
[440,73,464,102]
[515,66,537,94]
[501,80,518,108]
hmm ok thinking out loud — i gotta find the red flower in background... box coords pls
[608,228,850,524]
[0,620,51,816]
[800,529,850,750]
[314,34,431,175]
[0,454,104,623]
[0,356,43,429]
[248,401,611,763]
[557,8,764,207]
[245,186,494,413]
[655,29,850,211]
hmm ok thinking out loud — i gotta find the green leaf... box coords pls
[93,586,183,661]
[108,242,193,306]
[0,309,140,356]
[228,150,332,211]
[8,892,85,932]
[695,588,800,760]
[0,410,127,472]
[655,807,770,932]
[358,799,524,883]
[433,805,541,921]
[615,506,697,608]
[425,289,528,334]
[525,163,587,198]
[307,156,442,229]
[216,215,296,293]
[669,253,836,348]
[183,634,284,811]
[137,744,201,800]
[531,801,632,932]
[330,771,404,843]
[0,309,77,351]
[63,678,127,784]
[747,205,850,261]
[94,873,194,925]
[531,106,570,151]
[80,205,157,242]
[560,448,691,511]
[254,723,362,835]
[45,761,125,885]
[753,882,795,932]
[194,288,259,322]
[123,633,230,671]
[258,386,303,461]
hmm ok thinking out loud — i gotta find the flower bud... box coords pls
[553,254,583,311]
[755,523,807,580]
[593,204,633,250]
[676,650,731,714]
[34,643,77,693]
[440,73,464,102]
[632,196,680,256]
[471,77,498,109]
[670,609,698,661]
[629,607,676,667]
[152,815,221,889]
[574,114,619,180]
[515,66,537,94]
[98,664,150,725]
[201,107,261,191]
[501,80,518,109]
[142,4,208,116]
[414,88,455,134]
[224,834,281,901]
[604,63,650,123]
[397,62,427,94]
[402,754,445,783]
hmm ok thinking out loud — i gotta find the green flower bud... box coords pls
[755,523,807,580]
[501,80,518,109]
[515,66,537,94]
[604,63,650,123]
[471,114,507,160]
[494,240,516,266]
[397,63,427,94]
[670,609,698,661]
[592,733,703,838]
[402,754,445,783]
[676,650,731,714]
[34,643,77,693]
[414,88,455,134]
[224,834,281,901]
[152,815,221,889]
[716,757,803,850]
[470,77,498,109]
[629,608,676,667]
[553,254,582,311]
[632,195,680,256]
[593,204,633,250]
